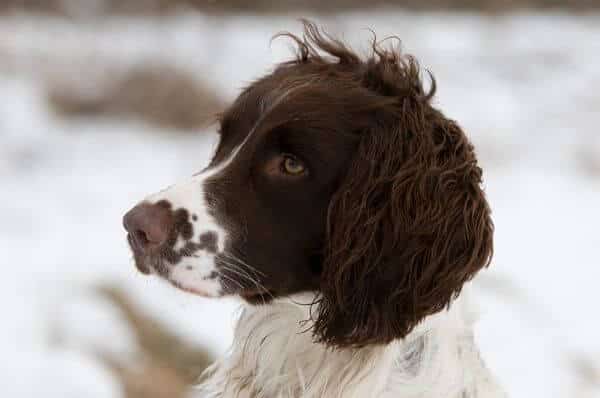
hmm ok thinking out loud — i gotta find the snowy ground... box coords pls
[1,12,599,397]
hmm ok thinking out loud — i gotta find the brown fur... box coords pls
[277,22,494,348]
[124,21,494,349]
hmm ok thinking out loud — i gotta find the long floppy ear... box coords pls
[313,80,494,348]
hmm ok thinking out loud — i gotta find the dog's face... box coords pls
[124,23,494,347]
[123,72,358,302]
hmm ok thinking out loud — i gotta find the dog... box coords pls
[123,21,506,398]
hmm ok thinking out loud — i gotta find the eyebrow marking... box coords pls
[201,80,320,191]
[205,86,303,179]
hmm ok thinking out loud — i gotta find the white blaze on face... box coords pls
[143,109,261,297]
[144,163,229,298]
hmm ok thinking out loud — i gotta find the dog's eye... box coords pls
[282,155,307,175]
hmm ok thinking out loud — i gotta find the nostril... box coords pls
[123,202,173,251]
[132,229,150,248]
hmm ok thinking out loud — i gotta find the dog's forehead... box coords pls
[215,67,368,168]
[223,67,325,131]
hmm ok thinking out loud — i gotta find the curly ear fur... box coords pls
[316,114,493,348]
[281,22,494,348]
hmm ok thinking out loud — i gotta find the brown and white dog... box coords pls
[123,22,506,398]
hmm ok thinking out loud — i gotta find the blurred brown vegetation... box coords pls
[46,64,225,131]
[93,285,213,398]
[577,146,600,179]
[568,355,600,398]
[0,0,598,16]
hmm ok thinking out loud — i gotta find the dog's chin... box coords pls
[130,254,152,275]
[168,279,220,298]
[241,292,276,305]
[162,282,271,302]
[129,246,271,302]
[236,286,276,305]
[131,254,167,277]
[128,237,162,276]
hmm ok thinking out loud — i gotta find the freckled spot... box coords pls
[181,223,193,240]
[186,265,193,271]
[173,208,193,240]
[153,260,170,278]
[202,271,218,281]
[192,214,198,221]
[199,232,218,253]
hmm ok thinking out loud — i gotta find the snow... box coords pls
[1,11,599,397]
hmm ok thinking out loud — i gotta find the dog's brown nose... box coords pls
[123,202,172,251]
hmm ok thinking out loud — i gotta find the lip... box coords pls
[126,233,144,256]
[126,234,154,275]
[126,233,145,253]
[169,279,214,298]
[127,234,219,297]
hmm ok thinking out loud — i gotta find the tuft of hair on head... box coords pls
[279,21,494,348]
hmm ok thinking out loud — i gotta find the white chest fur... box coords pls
[194,293,506,398]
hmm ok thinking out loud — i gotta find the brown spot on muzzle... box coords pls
[173,207,194,240]
[124,199,201,274]
[198,232,218,254]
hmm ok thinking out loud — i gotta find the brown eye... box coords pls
[282,155,306,175]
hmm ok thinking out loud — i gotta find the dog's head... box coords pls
[123,22,493,348]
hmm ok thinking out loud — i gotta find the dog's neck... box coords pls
[196,292,505,398]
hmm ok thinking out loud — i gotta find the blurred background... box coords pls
[1,1,599,397]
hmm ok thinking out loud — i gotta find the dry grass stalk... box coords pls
[94,284,213,398]
[99,353,191,398]
[576,143,600,179]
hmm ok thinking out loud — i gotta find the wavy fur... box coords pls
[274,21,495,348]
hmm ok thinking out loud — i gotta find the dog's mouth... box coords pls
[241,290,276,304]
[126,233,168,276]
[127,234,274,302]
[128,251,219,298]
[168,279,215,298]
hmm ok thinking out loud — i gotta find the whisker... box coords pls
[219,261,264,292]
[217,270,245,290]
[221,253,270,302]
[218,258,274,302]
[221,260,264,288]
[219,263,268,305]
[224,251,266,277]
